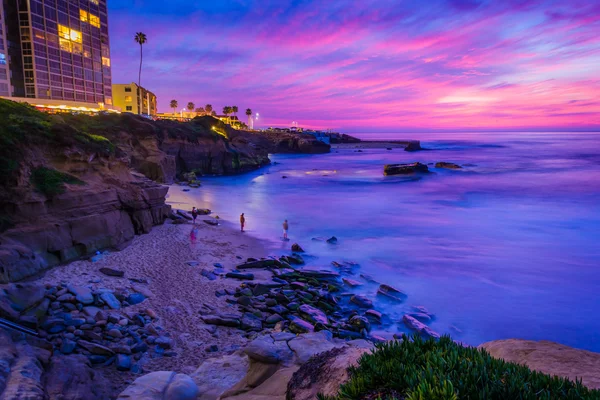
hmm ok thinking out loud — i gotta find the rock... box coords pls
[176,209,193,220]
[348,315,371,332]
[326,236,338,244]
[203,220,219,226]
[236,259,277,270]
[202,314,241,327]
[383,162,429,175]
[359,273,378,283]
[350,295,373,308]
[287,346,370,400]
[107,328,123,338]
[82,306,102,319]
[226,272,255,280]
[77,340,115,356]
[244,335,295,364]
[480,339,600,390]
[298,304,329,325]
[67,285,94,305]
[342,278,363,288]
[404,141,423,152]
[291,243,304,252]
[191,353,250,400]
[297,270,339,280]
[127,293,146,305]
[156,336,174,349]
[100,292,121,310]
[60,339,77,354]
[435,161,462,169]
[99,268,125,277]
[240,313,263,332]
[266,314,284,325]
[365,309,382,322]
[201,269,217,281]
[44,354,111,400]
[408,312,432,322]
[377,284,406,302]
[271,332,296,342]
[117,371,199,400]
[116,354,132,371]
[402,315,440,340]
[289,316,314,334]
[0,283,46,320]
[132,342,149,354]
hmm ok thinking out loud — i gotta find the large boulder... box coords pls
[383,162,429,176]
[192,353,250,400]
[117,371,199,400]
[44,354,111,400]
[287,346,370,400]
[480,339,600,389]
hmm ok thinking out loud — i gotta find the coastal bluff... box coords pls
[0,99,328,283]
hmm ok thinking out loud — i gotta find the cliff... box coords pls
[0,99,328,283]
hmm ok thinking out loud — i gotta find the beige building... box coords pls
[112,83,156,116]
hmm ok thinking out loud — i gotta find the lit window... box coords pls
[72,43,83,55]
[59,38,72,52]
[0,53,6,65]
[101,57,110,67]
[89,0,99,5]
[70,29,82,43]
[89,15,100,28]
[80,10,89,22]
[58,25,70,40]
[124,96,132,102]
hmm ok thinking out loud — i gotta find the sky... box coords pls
[108,0,600,132]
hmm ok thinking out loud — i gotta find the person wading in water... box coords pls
[191,207,198,224]
[283,219,289,239]
[240,213,246,232]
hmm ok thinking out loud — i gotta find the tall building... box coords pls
[112,83,156,116]
[0,0,115,111]
[0,4,11,96]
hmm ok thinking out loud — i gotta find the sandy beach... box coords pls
[38,207,270,394]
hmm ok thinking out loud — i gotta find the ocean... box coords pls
[168,132,600,351]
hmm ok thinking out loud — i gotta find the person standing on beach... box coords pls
[283,219,289,239]
[240,213,246,232]
[191,207,198,224]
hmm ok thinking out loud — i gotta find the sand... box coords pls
[38,215,270,394]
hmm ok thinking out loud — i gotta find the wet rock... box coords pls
[202,314,240,327]
[383,162,429,175]
[236,259,277,269]
[342,278,363,288]
[289,316,314,334]
[298,270,339,279]
[365,309,382,322]
[291,243,304,252]
[99,268,124,277]
[403,315,440,340]
[298,304,329,325]
[326,236,338,244]
[377,284,406,302]
[408,312,432,322]
[203,220,218,226]
[336,329,363,340]
[266,314,284,325]
[350,295,373,308]
[60,339,77,354]
[348,315,371,332]
[359,273,378,283]
[435,162,462,169]
[226,272,255,280]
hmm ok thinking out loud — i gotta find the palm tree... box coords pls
[134,32,147,115]
[195,107,205,116]
[187,102,195,112]
[246,108,252,127]
[205,104,213,115]
[170,99,178,114]
[232,106,238,118]
[211,110,217,116]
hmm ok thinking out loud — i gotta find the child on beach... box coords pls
[191,207,198,224]
[283,219,289,239]
[240,213,245,232]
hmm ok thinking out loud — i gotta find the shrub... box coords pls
[30,167,85,197]
[320,335,600,400]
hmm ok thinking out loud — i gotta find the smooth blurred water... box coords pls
[168,132,600,351]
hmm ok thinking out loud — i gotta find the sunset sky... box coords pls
[109,0,600,132]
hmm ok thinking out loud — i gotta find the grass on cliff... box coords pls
[30,167,85,197]
[319,335,600,400]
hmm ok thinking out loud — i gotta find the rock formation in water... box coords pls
[435,161,462,169]
[383,162,430,176]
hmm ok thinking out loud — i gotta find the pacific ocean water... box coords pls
[168,132,600,350]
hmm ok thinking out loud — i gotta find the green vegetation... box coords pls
[30,167,85,197]
[320,335,600,400]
